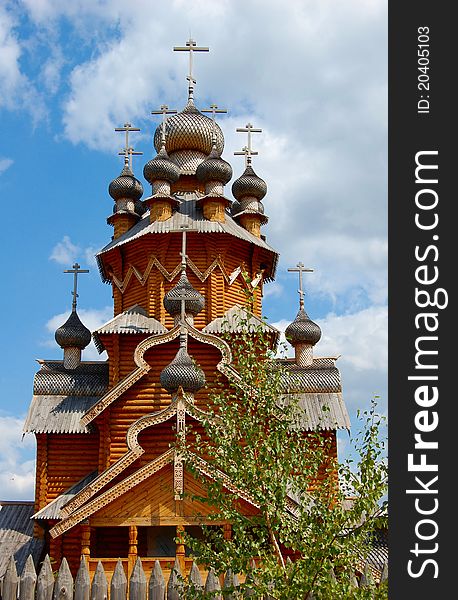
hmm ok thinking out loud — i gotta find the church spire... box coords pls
[55,264,91,370]
[173,37,209,102]
[285,264,322,367]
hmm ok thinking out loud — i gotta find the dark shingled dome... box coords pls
[196,146,233,185]
[55,310,92,349]
[143,146,180,184]
[231,164,267,201]
[153,101,224,155]
[285,308,322,346]
[160,347,206,393]
[108,164,144,201]
[163,272,205,317]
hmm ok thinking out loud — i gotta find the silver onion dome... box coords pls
[231,164,267,201]
[143,145,180,184]
[55,310,92,350]
[108,164,144,201]
[196,146,233,185]
[163,272,205,317]
[154,101,224,155]
[285,308,322,346]
[160,346,206,393]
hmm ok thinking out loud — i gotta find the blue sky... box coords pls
[0,0,387,499]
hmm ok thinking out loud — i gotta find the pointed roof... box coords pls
[92,305,167,353]
[96,200,278,282]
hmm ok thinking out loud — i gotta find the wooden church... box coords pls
[3,40,352,582]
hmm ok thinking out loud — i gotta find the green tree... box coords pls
[179,312,387,599]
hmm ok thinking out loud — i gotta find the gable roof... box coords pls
[93,305,167,353]
[203,304,280,343]
[0,502,44,577]
[23,395,98,434]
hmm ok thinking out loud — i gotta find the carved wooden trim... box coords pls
[81,326,182,426]
[50,449,175,538]
[107,255,238,293]
[82,324,234,426]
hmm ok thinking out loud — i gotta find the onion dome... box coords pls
[285,308,322,346]
[55,310,92,350]
[232,164,267,201]
[153,100,225,174]
[163,272,205,317]
[154,101,224,155]
[109,163,143,201]
[196,145,232,185]
[160,346,206,393]
[143,145,180,185]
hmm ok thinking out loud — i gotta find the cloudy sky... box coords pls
[0,0,387,500]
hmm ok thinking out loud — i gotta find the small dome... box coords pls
[196,146,233,185]
[55,310,92,349]
[160,347,206,393]
[154,101,224,156]
[163,272,205,317]
[109,164,143,201]
[143,146,180,184]
[285,308,322,346]
[231,164,267,201]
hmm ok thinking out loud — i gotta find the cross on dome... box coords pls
[63,263,89,311]
[202,104,228,145]
[287,262,314,309]
[151,104,178,147]
[173,38,209,100]
[115,123,142,169]
[235,123,262,167]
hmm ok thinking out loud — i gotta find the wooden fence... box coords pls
[0,554,388,600]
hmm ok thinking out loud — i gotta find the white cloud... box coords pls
[0,158,13,174]
[272,305,387,419]
[49,235,81,265]
[316,306,387,372]
[0,415,36,500]
[0,5,45,120]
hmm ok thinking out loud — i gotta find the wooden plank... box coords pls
[110,560,127,600]
[129,558,146,600]
[204,568,221,599]
[74,558,90,600]
[2,556,19,600]
[147,561,165,600]
[19,555,37,600]
[90,562,108,600]
[37,555,54,600]
[52,558,73,600]
[166,559,182,600]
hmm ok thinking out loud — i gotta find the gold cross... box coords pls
[63,263,89,311]
[115,123,142,169]
[173,38,209,100]
[287,262,314,309]
[234,123,262,167]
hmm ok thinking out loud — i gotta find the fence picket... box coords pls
[147,561,164,600]
[129,558,146,600]
[204,568,221,599]
[188,562,202,591]
[223,569,239,599]
[74,558,90,600]
[19,555,37,600]
[166,558,182,600]
[110,561,127,600]
[37,555,54,600]
[52,558,73,600]
[90,562,107,600]
[2,556,19,600]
